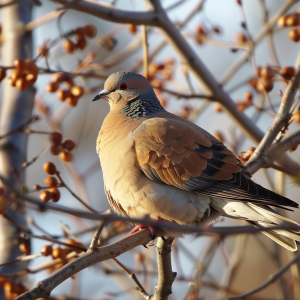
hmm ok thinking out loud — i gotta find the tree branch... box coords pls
[153,237,176,300]
[15,229,152,300]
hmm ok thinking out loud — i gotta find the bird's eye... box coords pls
[119,83,128,90]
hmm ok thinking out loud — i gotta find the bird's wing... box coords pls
[132,117,298,209]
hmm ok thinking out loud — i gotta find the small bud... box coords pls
[256,79,274,93]
[214,132,224,143]
[50,132,62,144]
[214,103,223,112]
[43,162,57,175]
[127,24,137,34]
[196,25,206,35]
[33,184,41,191]
[235,32,247,44]
[39,190,51,202]
[44,176,58,188]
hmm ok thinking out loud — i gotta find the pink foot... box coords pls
[126,217,163,240]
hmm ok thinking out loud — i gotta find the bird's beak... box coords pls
[91,89,111,102]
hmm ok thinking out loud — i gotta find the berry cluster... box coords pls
[46,73,84,107]
[49,131,76,161]
[278,12,300,42]
[63,24,97,53]
[9,59,38,90]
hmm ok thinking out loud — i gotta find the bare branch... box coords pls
[153,237,176,300]
[228,252,300,300]
[15,229,152,300]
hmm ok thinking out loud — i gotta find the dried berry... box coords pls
[62,139,76,151]
[57,89,71,101]
[70,86,84,97]
[63,39,77,53]
[50,132,62,144]
[49,187,60,202]
[52,247,68,260]
[19,243,30,255]
[280,66,295,80]
[260,66,276,80]
[50,144,64,156]
[39,190,51,202]
[43,162,57,175]
[41,245,52,256]
[44,176,58,188]
[76,37,87,50]
[66,96,79,107]
[256,79,274,93]
[127,24,137,34]
[288,28,300,42]
[46,82,59,93]
[83,24,97,37]
[59,151,72,162]
[286,14,299,27]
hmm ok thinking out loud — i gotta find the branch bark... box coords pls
[153,237,176,300]
[15,229,152,300]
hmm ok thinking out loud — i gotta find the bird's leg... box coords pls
[126,217,162,240]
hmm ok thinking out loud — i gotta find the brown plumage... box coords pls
[93,71,300,251]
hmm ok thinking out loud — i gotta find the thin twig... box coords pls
[142,25,149,79]
[228,252,300,300]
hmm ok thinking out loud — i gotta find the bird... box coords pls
[92,71,300,251]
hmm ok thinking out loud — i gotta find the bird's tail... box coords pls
[248,203,300,252]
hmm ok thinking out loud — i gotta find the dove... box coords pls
[92,71,300,251]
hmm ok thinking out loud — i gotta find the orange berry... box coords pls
[16,78,28,91]
[248,77,258,89]
[235,32,247,44]
[196,25,206,35]
[52,247,68,260]
[50,132,62,144]
[70,86,84,97]
[83,24,97,37]
[44,176,58,188]
[63,39,77,53]
[46,81,59,93]
[14,58,26,70]
[41,245,52,256]
[19,243,30,255]
[39,190,51,202]
[25,73,37,85]
[278,15,287,27]
[49,187,60,202]
[195,35,204,45]
[260,66,276,80]
[214,103,223,112]
[52,72,67,83]
[57,89,71,101]
[50,144,64,156]
[66,96,78,107]
[66,238,85,253]
[214,132,224,143]
[59,150,72,162]
[25,59,38,76]
[286,14,299,27]
[280,66,295,80]
[127,24,137,34]
[288,28,300,42]
[76,37,87,50]
[256,79,274,93]
[62,139,76,151]
[43,162,57,175]
[293,111,300,123]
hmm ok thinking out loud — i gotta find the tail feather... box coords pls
[248,203,300,252]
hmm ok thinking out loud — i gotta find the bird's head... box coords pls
[92,72,153,108]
